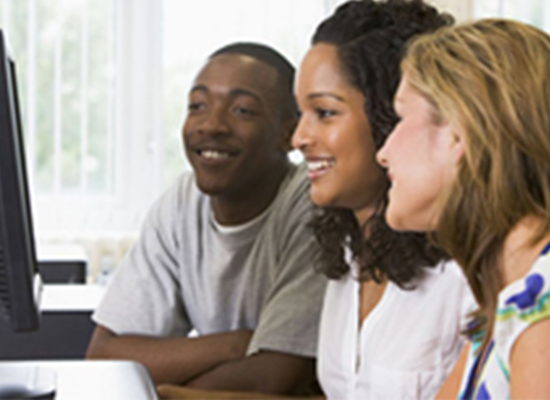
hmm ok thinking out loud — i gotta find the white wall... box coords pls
[428,0,473,22]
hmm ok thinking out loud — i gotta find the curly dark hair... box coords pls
[310,0,453,287]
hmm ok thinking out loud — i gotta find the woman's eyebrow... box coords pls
[307,92,345,103]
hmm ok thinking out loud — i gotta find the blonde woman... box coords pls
[377,19,550,399]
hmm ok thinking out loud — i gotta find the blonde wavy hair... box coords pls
[402,19,550,344]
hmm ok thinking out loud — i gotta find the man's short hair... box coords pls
[210,42,298,118]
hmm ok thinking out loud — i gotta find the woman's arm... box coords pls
[436,343,469,400]
[510,318,550,399]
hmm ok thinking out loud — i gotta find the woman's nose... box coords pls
[376,138,390,168]
[292,116,313,153]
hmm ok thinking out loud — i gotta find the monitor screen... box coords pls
[0,29,41,333]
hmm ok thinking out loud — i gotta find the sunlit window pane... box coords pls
[35,0,56,192]
[0,0,115,196]
[60,4,82,192]
[474,0,550,32]
[85,0,114,194]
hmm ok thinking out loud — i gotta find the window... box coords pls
[0,0,339,236]
[2,0,115,197]
[1,0,119,229]
[473,0,550,31]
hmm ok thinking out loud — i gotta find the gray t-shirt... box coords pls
[92,164,327,358]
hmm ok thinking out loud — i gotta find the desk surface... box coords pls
[41,284,105,312]
[0,360,158,400]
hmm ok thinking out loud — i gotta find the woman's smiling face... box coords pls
[376,75,464,231]
[292,43,386,214]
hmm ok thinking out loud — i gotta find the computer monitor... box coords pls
[0,28,41,333]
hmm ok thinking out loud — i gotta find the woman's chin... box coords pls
[385,208,417,232]
[309,188,334,208]
[386,211,433,233]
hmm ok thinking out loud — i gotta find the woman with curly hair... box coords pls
[292,0,474,398]
[378,18,550,399]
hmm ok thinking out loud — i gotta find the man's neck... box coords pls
[211,163,290,226]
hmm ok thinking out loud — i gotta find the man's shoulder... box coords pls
[156,170,205,209]
[271,163,311,212]
[262,163,315,236]
[165,165,308,215]
[146,170,207,228]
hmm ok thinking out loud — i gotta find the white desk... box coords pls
[41,284,105,312]
[0,360,158,400]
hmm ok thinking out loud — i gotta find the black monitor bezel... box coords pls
[0,29,40,332]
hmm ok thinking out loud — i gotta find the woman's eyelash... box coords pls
[316,108,337,118]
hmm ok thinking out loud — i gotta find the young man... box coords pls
[86,43,327,396]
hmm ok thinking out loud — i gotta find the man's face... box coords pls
[183,53,287,198]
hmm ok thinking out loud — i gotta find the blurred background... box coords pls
[0,0,547,280]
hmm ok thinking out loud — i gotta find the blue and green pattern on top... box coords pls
[458,242,550,400]
[498,273,550,324]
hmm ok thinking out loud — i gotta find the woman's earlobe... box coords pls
[450,127,466,163]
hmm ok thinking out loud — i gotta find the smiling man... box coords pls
[86,43,327,396]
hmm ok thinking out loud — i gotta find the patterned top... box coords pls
[459,242,550,399]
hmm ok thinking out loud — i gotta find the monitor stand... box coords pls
[0,364,56,399]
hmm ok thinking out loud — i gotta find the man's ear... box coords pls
[278,117,298,153]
